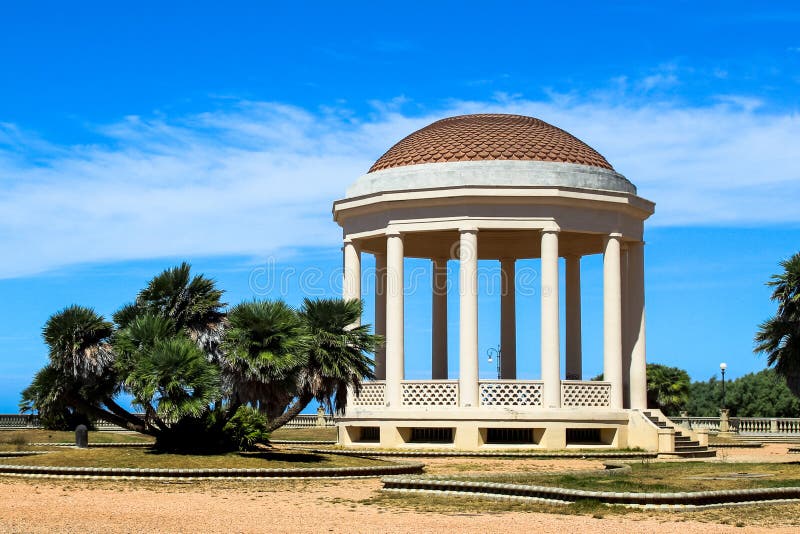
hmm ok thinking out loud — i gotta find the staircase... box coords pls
[643,411,716,458]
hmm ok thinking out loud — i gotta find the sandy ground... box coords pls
[1,446,799,533]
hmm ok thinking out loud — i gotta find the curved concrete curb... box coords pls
[28,442,152,448]
[381,475,800,509]
[305,448,657,459]
[0,461,425,480]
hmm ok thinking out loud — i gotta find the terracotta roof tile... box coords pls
[368,114,613,173]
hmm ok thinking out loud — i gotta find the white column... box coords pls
[459,228,479,407]
[540,229,561,408]
[432,258,448,380]
[342,238,362,326]
[385,231,404,408]
[621,247,631,408]
[628,241,648,410]
[500,258,516,379]
[603,233,624,409]
[565,255,582,380]
[374,252,387,381]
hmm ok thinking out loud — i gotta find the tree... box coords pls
[22,305,146,433]
[646,364,690,415]
[755,252,800,397]
[220,300,308,420]
[686,369,800,417]
[114,262,227,357]
[265,298,380,432]
[21,264,380,450]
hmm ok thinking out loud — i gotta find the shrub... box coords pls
[223,406,270,450]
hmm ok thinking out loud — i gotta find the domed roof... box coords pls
[368,114,613,173]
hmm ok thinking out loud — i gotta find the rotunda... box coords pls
[332,114,677,451]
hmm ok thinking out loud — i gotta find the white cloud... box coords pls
[1,95,799,279]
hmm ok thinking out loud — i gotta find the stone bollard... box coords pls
[316,406,326,427]
[696,428,709,447]
[657,427,675,453]
[718,408,735,437]
[75,424,88,448]
[679,411,690,430]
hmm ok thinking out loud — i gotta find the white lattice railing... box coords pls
[401,380,459,406]
[561,381,611,407]
[350,381,386,406]
[479,380,543,407]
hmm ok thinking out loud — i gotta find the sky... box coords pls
[1,1,799,412]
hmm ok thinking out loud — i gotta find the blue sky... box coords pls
[1,2,799,412]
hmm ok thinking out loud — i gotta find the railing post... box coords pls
[771,418,779,433]
[316,406,326,427]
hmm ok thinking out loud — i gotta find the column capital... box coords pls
[385,228,403,238]
[459,225,479,234]
[606,232,624,240]
[540,221,560,233]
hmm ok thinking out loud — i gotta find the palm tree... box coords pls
[125,336,221,422]
[755,252,800,397]
[43,305,115,380]
[265,298,379,432]
[28,306,146,432]
[221,300,308,420]
[114,313,221,433]
[646,364,690,415]
[114,262,226,356]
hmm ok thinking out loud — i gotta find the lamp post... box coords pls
[720,362,727,410]
[487,346,501,379]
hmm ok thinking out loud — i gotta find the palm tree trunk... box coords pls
[102,398,147,428]
[143,403,169,433]
[265,392,314,433]
[784,372,800,399]
[72,397,152,435]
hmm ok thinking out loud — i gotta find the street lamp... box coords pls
[487,346,501,379]
[720,362,727,410]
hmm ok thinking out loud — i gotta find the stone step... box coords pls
[674,444,707,452]
[661,449,717,459]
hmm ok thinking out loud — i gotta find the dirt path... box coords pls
[1,446,799,533]
[0,477,793,534]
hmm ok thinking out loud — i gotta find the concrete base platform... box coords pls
[338,407,637,451]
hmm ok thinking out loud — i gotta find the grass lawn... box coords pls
[269,427,337,441]
[0,430,153,450]
[368,461,800,527]
[427,461,800,492]
[0,446,387,469]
